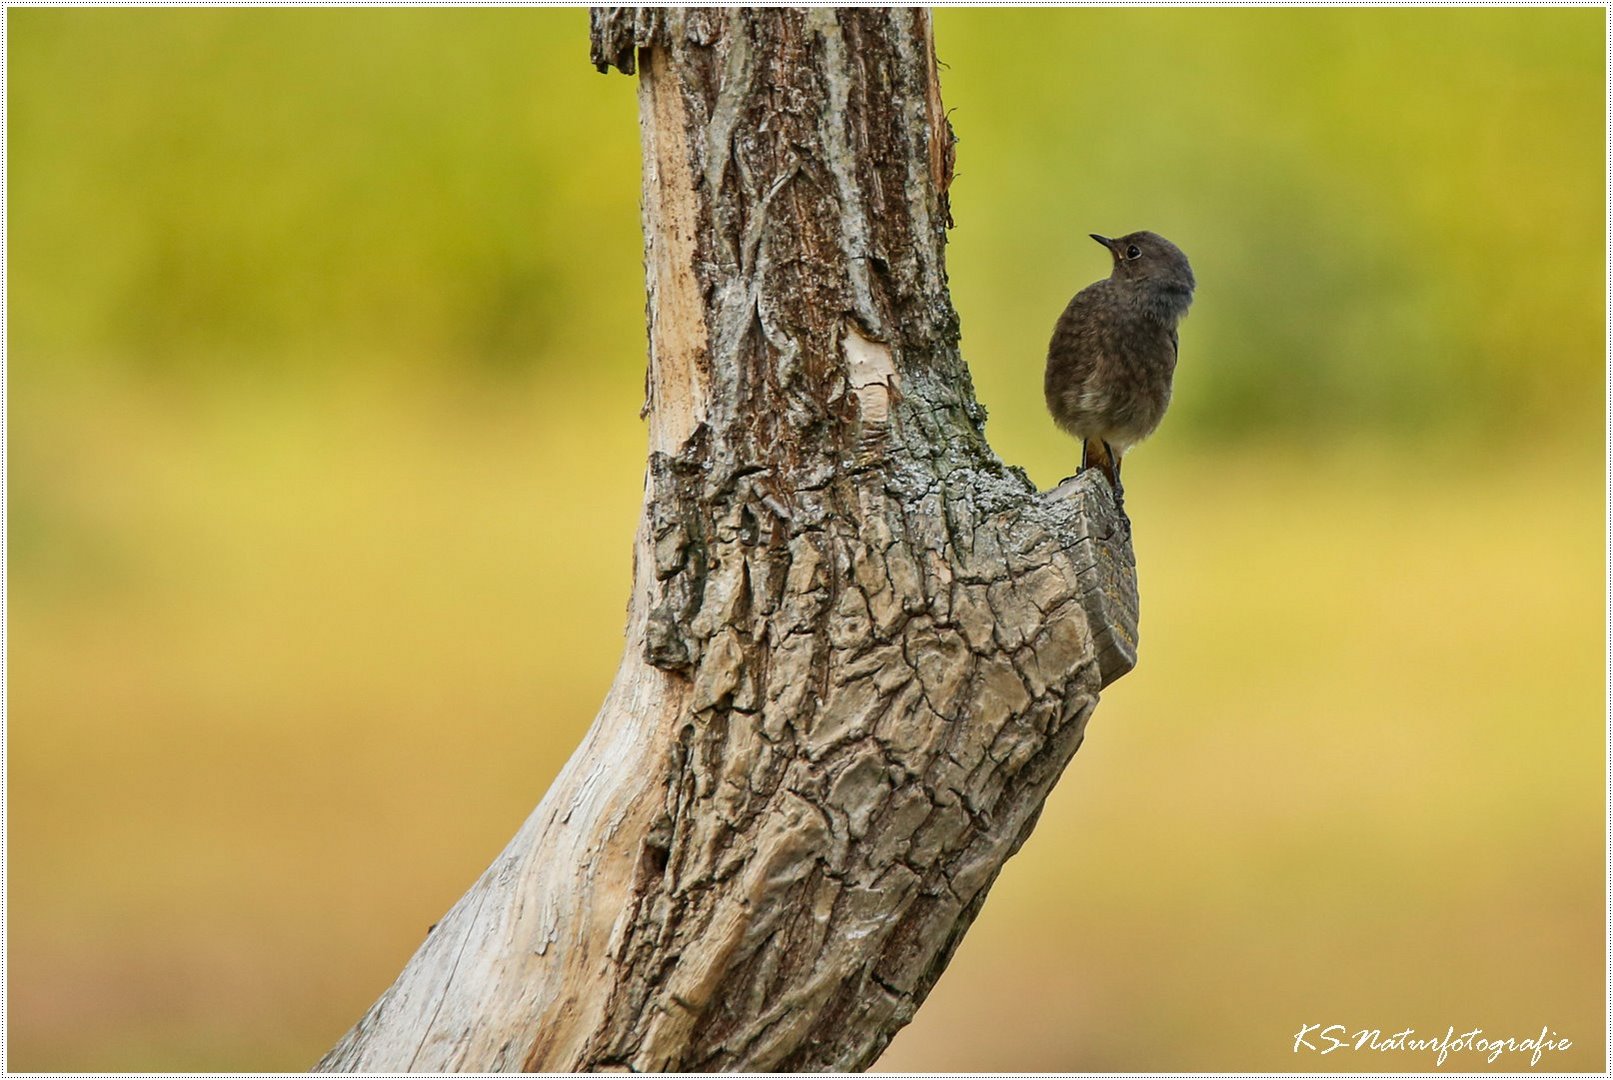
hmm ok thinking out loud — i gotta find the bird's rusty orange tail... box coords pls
[1081,438,1122,488]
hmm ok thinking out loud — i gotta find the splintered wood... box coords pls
[318,9,1138,1073]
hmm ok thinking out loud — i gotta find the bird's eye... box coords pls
[1126,244,1142,260]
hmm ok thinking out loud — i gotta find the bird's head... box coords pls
[1091,231,1196,295]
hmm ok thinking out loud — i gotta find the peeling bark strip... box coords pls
[319,8,1137,1073]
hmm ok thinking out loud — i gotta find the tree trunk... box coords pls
[317,8,1138,1072]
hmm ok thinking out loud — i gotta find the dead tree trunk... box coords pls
[317,8,1137,1072]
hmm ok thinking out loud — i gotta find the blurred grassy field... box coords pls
[8,7,1605,1072]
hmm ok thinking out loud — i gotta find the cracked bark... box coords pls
[317,8,1138,1073]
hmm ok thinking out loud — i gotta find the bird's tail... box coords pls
[1082,438,1122,489]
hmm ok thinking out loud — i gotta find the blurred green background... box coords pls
[8,7,1603,1071]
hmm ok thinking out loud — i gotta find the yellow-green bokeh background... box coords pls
[9,8,1604,1071]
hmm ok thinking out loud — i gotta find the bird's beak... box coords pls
[1089,233,1117,253]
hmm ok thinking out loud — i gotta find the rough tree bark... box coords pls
[317,8,1138,1072]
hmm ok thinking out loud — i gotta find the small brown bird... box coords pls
[1044,231,1195,509]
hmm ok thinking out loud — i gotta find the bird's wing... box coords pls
[1047,283,1108,382]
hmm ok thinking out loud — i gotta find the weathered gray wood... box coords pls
[318,8,1137,1072]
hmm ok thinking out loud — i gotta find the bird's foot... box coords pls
[1104,471,1130,528]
